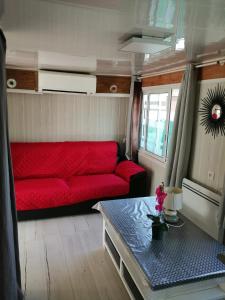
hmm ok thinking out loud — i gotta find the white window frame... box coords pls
[140,83,180,163]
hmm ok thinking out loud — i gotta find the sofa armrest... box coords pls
[115,160,147,197]
[115,160,145,182]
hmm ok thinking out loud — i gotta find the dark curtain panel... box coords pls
[0,29,23,300]
[126,80,142,162]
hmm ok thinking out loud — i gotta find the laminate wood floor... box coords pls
[18,213,130,300]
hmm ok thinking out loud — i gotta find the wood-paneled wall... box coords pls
[6,69,131,94]
[96,76,131,94]
[142,64,225,88]
[6,69,38,90]
[142,71,183,87]
[198,64,225,81]
[7,93,129,143]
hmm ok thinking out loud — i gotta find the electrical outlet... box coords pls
[208,171,215,181]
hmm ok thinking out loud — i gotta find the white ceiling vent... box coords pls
[120,36,171,54]
[38,70,96,95]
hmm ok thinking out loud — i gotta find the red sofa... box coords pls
[11,141,146,220]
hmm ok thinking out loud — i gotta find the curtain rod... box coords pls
[194,57,225,68]
[139,57,225,79]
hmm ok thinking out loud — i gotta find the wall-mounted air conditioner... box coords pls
[38,70,96,94]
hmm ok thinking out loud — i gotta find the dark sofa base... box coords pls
[17,195,129,221]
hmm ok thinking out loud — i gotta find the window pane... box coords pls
[146,93,168,157]
[167,89,179,155]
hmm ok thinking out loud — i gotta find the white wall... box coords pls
[138,151,166,195]
[189,79,225,195]
[7,93,128,143]
[139,78,225,195]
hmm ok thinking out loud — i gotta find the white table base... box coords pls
[102,215,225,300]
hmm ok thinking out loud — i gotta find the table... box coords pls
[96,197,225,300]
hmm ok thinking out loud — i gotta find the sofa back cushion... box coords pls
[11,141,118,179]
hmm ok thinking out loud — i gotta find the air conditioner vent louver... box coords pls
[38,70,96,94]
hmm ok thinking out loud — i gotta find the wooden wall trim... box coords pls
[96,76,131,94]
[6,70,131,94]
[7,64,225,93]
[198,64,225,81]
[142,64,225,87]
[142,71,183,87]
[6,69,38,91]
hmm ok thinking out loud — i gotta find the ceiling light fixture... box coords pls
[120,36,172,54]
[175,38,185,51]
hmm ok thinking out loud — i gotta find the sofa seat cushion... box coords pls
[15,174,129,211]
[15,178,70,211]
[67,174,129,203]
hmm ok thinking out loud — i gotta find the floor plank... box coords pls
[18,213,130,300]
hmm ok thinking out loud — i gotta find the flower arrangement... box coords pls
[155,182,167,214]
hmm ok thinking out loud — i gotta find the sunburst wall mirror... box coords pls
[199,84,225,138]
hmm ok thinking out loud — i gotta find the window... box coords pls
[140,86,179,161]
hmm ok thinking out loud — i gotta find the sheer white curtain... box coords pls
[165,64,197,187]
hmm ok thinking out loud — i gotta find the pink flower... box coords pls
[155,184,167,213]
[155,204,163,212]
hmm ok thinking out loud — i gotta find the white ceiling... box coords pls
[1,0,225,75]
[41,0,129,10]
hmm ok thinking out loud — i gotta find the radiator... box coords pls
[182,178,221,240]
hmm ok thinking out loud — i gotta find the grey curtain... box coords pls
[0,30,23,300]
[0,0,4,19]
[165,64,197,187]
